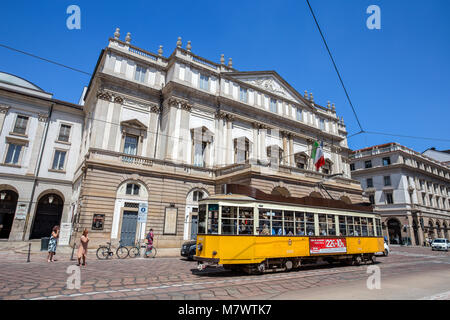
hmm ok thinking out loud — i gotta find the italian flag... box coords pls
[311,141,325,171]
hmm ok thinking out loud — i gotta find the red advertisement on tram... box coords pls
[310,238,347,254]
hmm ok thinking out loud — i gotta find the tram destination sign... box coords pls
[309,238,347,254]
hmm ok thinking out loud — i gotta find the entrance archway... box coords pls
[387,218,402,244]
[30,194,64,239]
[0,190,18,239]
[428,220,435,240]
[185,188,209,240]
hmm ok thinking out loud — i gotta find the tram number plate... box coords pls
[310,238,347,254]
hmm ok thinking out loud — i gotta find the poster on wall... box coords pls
[310,238,347,254]
[164,207,177,235]
[59,223,72,246]
[14,203,28,220]
[92,214,105,230]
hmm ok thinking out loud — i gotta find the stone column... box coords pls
[260,125,267,161]
[226,115,233,164]
[27,113,48,175]
[92,90,112,149]
[107,96,123,151]
[146,105,160,158]
[407,214,416,246]
[0,104,10,133]
[289,135,294,166]
[178,102,191,163]
[252,123,259,164]
[282,131,288,166]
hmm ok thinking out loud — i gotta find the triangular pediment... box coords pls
[120,119,147,130]
[226,71,309,106]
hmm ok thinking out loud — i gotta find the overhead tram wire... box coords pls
[305,0,364,133]
[0,43,92,76]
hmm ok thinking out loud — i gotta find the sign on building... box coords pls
[138,203,148,223]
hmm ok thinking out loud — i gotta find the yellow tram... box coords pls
[194,185,384,274]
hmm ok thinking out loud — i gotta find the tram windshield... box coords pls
[197,202,382,237]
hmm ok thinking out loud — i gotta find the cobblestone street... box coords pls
[0,245,449,300]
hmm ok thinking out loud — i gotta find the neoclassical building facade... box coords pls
[350,143,450,246]
[1,29,366,248]
[71,29,363,248]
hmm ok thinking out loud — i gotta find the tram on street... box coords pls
[194,184,384,274]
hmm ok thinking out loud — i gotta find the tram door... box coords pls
[190,208,198,240]
[120,211,138,246]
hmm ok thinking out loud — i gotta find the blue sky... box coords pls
[0,0,449,153]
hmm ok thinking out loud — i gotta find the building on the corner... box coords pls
[70,29,364,248]
[0,71,84,244]
[349,143,450,246]
[422,148,450,168]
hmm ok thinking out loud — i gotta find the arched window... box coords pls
[193,190,204,202]
[126,183,140,195]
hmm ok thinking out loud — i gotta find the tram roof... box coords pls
[201,184,373,213]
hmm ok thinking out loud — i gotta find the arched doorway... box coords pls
[428,220,435,240]
[271,187,290,197]
[0,190,18,239]
[387,218,402,244]
[185,188,209,240]
[30,194,64,239]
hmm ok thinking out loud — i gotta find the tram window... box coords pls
[207,206,219,234]
[284,211,294,235]
[361,217,368,236]
[258,209,271,235]
[238,207,254,234]
[368,218,374,236]
[272,210,283,235]
[319,214,327,236]
[354,217,361,236]
[347,216,354,236]
[339,216,347,236]
[198,204,207,234]
[295,212,305,235]
[222,206,237,235]
[376,219,382,236]
[306,213,315,236]
[327,215,336,235]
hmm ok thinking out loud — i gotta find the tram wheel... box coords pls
[284,260,293,272]
[370,255,376,264]
[353,255,362,266]
[257,262,266,274]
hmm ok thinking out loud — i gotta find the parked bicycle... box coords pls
[128,240,157,258]
[96,240,129,259]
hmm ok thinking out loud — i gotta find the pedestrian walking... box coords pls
[145,228,154,257]
[77,228,89,266]
[47,225,60,263]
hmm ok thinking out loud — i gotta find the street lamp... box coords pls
[48,195,54,204]
[0,192,6,200]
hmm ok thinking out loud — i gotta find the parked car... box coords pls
[181,240,197,260]
[431,238,449,251]
[375,240,390,257]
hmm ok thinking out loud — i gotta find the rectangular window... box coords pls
[366,178,373,188]
[134,65,146,82]
[361,217,368,236]
[347,216,354,236]
[239,87,248,103]
[123,135,138,155]
[238,207,253,235]
[222,206,238,235]
[375,219,382,237]
[350,163,355,171]
[382,157,391,166]
[269,98,277,113]
[327,215,336,235]
[198,204,206,234]
[319,214,327,236]
[52,150,66,170]
[386,192,394,204]
[13,115,29,134]
[5,143,23,165]
[320,119,325,131]
[283,211,295,235]
[384,175,391,186]
[272,210,283,235]
[365,160,372,168]
[207,204,219,234]
[258,209,272,235]
[194,141,207,167]
[199,74,209,90]
[354,217,361,236]
[295,212,305,235]
[369,194,375,204]
[305,213,315,236]
[339,216,347,236]
[296,108,303,121]
[58,124,71,142]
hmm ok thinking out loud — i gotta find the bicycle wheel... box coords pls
[145,247,157,258]
[128,247,140,258]
[96,247,109,260]
[116,246,129,259]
